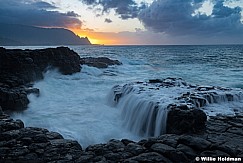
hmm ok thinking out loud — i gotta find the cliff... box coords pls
[0,24,91,46]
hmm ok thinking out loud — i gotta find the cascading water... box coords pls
[107,80,187,137]
[182,88,243,113]
[118,92,168,137]
[108,78,243,137]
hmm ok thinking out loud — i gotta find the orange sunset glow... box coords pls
[70,28,130,45]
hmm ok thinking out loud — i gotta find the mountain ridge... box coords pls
[0,24,91,46]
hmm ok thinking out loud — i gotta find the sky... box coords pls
[0,0,243,45]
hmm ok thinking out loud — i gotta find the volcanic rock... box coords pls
[0,47,81,111]
[108,78,243,136]
[0,105,243,162]
[80,57,122,68]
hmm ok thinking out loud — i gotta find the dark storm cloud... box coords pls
[81,0,146,19]
[66,11,81,17]
[32,1,57,9]
[212,0,241,18]
[104,18,113,23]
[138,0,243,37]
[0,0,82,28]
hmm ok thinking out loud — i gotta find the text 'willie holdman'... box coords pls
[196,156,242,162]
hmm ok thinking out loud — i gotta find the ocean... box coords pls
[10,45,243,148]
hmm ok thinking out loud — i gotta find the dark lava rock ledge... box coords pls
[80,57,122,68]
[0,47,81,111]
[1,107,243,162]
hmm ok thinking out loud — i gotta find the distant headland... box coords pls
[0,23,91,46]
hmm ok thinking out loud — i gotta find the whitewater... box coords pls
[10,45,243,148]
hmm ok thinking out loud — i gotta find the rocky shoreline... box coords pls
[1,47,243,162]
[1,108,242,162]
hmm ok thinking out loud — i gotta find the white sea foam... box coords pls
[10,45,243,147]
[108,81,189,137]
[108,79,243,136]
[12,69,142,148]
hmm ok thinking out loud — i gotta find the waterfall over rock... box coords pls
[108,78,243,136]
[118,91,167,137]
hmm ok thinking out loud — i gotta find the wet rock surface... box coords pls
[80,57,122,68]
[110,78,243,135]
[0,47,80,84]
[1,48,242,162]
[166,107,207,134]
[1,110,242,162]
[0,47,81,111]
[0,112,83,162]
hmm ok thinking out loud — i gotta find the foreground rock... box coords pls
[0,111,83,162]
[0,47,81,111]
[1,108,242,162]
[80,57,122,68]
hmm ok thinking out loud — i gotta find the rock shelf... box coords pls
[1,109,242,162]
[109,78,243,135]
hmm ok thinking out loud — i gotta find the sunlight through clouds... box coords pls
[0,0,243,44]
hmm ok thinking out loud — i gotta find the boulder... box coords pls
[166,106,207,134]
[0,87,29,111]
[80,57,122,68]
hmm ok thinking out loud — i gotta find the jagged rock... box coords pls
[80,57,122,68]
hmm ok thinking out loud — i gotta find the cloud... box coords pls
[82,0,243,45]
[138,0,243,38]
[0,0,82,28]
[104,18,113,23]
[81,0,146,19]
[78,27,243,45]
[32,1,57,9]
[66,11,81,17]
